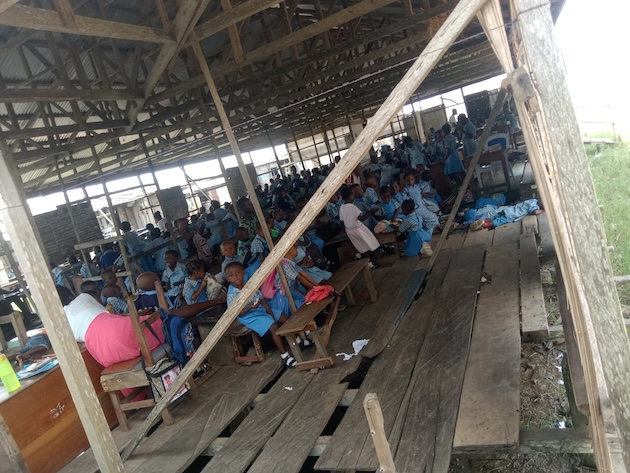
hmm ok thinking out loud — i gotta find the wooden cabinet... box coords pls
[0,346,116,473]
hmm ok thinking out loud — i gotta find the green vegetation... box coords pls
[585,142,630,305]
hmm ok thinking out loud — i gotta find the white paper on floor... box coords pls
[336,339,370,361]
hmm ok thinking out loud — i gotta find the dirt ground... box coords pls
[449,259,590,473]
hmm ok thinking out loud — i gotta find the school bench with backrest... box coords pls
[153,282,265,365]
[99,301,198,431]
[276,258,377,371]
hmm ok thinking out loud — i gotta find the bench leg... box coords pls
[161,407,174,426]
[109,392,129,432]
[285,335,304,363]
[309,329,330,361]
[344,286,356,306]
[187,377,199,399]
[363,266,378,303]
[9,312,27,347]
[251,333,265,362]
[321,297,341,347]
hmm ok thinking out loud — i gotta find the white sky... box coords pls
[22,0,616,218]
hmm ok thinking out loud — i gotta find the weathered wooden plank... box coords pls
[440,231,467,250]
[360,261,426,358]
[537,211,555,257]
[363,393,397,473]
[201,369,313,473]
[453,243,521,449]
[556,262,589,416]
[394,244,485,473]
[123,358,281,473]
[357,251,454,471]
[463,228,494,248]
[492,222,521,246]
[248,371,348,473]
[521,214,539,235]
[520,232,549,339]
[0,4,174,43]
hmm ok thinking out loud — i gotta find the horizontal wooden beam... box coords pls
[0,87,142,103]
[0,0,20,15]
[0,4,175,44]
[194,0,281,41]
[0,119,129,140]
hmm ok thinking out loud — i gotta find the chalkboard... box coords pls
[156,187,189,225]
[225,164,259,200]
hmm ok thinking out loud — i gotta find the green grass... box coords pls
[586,143,630,305]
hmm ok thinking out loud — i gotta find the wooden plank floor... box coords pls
[61,227,554,473]
[520,232,549,339]
[394,245,485,473]
[453,240,521,450]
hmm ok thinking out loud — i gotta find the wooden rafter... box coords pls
[0,4,174,43]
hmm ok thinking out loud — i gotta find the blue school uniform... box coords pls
[222,213,238,239]
[162,262,186,298]
[398,212,432,257]
[295,246,331,283]
[268,259,306,315]
[326,201,341,225]
[392,192,405,205]
[182,278,209,305]
[227,286,282,337]
[379,200,398,221]
[250,234,269,258]
[364,187,379,209]
[274,220,287,232]
[443,134,465,176]
[462,120,477,158]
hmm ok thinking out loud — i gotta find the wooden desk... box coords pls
[465,149,512,194]
[0,345,116,473]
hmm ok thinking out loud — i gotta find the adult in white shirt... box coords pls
[449,108,458,126]
[58,287,164,368]
[154,210,168,232]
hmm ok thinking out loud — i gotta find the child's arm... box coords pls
[358,207,379,222]
[296,271,317,291]
[191,278,207,302]
[259,299,274,317]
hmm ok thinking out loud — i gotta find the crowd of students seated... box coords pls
[53,114,505,370]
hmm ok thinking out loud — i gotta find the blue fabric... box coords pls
[463,120,477,157]
[158,308,195,366]
[491,199,540,227]
[379,201,397,220]
[237,307,283,337]
[99,250,120,270]
[443,134,465,175]
[183,278,209,305]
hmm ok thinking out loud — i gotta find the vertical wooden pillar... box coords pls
[291,129,307,171]
[266,130,286,178]
[308,123,322,166]
[510,0,630,469]
[0,227,35,313]
[321,123,334,162]
[0,147,125,473]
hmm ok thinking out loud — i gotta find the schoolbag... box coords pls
[158,308,195,365]
[301,234,327,270]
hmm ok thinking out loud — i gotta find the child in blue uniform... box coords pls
[397,199,439,257]
[268,244,318,315]
[389,180,405,205]
[225,262,296,367]
[441,123,465,181]
[378,187,399,221]
[182,260,210,305]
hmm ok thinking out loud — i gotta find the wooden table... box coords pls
[0,345,116,473]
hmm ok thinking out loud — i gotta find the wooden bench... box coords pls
[277,258,377,371]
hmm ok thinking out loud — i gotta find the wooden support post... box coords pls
[266,129,286,178]
[291,128,307,171]
[363,393,396,473]
[190,33,296,314]
[0,147,125,472]
[55,159,92,276]
[0,224,35,312]
[484,0,630,469]
[427,88,507,272]
[308,123,322,166]
[121,0,493,460]
[321,122,334,162]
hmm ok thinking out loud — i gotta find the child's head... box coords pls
[329,191,340,203]
[285,210,298,224]
[366,176,377,188]
[220,240,236,258]
[137,272,160,291]
[415,164,425,175]
[255,222,265,236]
[146,223,155,232]
[390,180,401,194]
[102,284,123,300]
[121,221,131,232]
[224,261,246,288]
[380,187,392,203]
[150,228,162,240]
[341,186,355,203]
[235,227,249,242]
[101,269,117,286]
[295,197,307,211]
[80,281,101,302]
[285,244,298,261]
[185,260,206,280]
[175,218,187,232]
[273,208,285,222]
[404,171,416,187]
[68,255,78,265]
[164,250,179,269]
[352,184,364,199]
[401,199,415,215]
[265,216,275,230]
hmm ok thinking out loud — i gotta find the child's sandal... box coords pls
[283,355,297,368]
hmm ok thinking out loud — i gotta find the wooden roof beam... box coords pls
[0,4,175,43]
[127,0,210,127]
[0,87,142,103]
[0,0,19,15]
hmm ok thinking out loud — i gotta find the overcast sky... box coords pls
[556,0,629,138]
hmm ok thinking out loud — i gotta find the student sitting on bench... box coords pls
[397,199,439,257]
[102,284,128,315]
[224,262,296,368]
[268,244,318,315]
[182,260,210,305]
